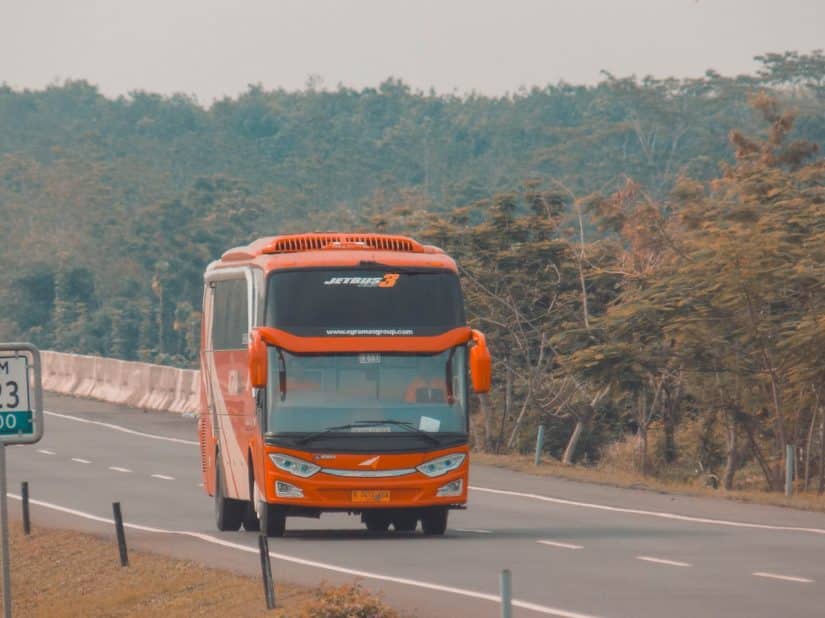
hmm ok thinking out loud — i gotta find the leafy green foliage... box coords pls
[2,53,825,491]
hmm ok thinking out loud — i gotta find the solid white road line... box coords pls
[44,410,199,446]
[636,556,691,567]
[37,449,56,455]
[8,493,603,618]
[108,466,132,473]
[470,486,825,536]
[151,474,175,481]
[71,458,91,464]
[537,540,583,550]
[454,528,493,534]
[752,572,813,583]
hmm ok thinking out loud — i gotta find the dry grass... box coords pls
[1,523,397,617]
[298,584,399,618]
[473,451,825,513]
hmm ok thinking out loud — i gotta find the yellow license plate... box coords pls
[352,490,390,503]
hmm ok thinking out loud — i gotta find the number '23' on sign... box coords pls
[0,357,28,411]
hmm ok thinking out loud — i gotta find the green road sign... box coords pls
[0,411,33,436]
[0,343,43,618]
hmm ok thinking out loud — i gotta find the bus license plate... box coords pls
[352,490,390,503]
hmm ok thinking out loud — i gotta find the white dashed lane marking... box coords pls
[636,556,691,567]
[537,540,583,550]
[71,458,91,464]
[753,572,813,583]
[454,528,493,534]
[151,474,175,481]
[108,466,132,473]
[37,449,56,455]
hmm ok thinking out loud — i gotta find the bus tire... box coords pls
[215,456,244,531]
[242,464,261,531]
[260,502,286,538]
[363,511,391,532]
[242,502,260,531]
[421,508,448,535]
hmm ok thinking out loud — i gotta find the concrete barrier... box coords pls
[41,351,200,415]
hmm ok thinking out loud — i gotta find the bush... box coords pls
[299,583,398,618]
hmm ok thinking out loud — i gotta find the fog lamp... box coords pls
[436,479,463,497]
[276,480,304,498]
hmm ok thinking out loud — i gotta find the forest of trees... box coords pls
[1,50,824,491]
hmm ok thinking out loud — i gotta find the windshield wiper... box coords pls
[296,420,440,446]
[295,423,374,446]
[356,420,441,445]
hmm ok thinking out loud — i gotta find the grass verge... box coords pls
[2,522,398,617]
[473,452,825,514]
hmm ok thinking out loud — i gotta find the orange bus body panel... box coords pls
[256,326,472,354]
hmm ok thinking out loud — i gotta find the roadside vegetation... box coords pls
[415,93,825,501]
[474,452,825,513]
[2,50,825,497]
[4,522,397,617]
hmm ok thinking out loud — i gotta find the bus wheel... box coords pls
[242,465,261,531]
[392,512,418,532]
[421,508,448,535]
[362,511,391,532]
[215,457,244,531]
[242,502,260,531]
[260,502,286,538]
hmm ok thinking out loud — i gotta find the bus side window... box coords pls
[213,279,249,350]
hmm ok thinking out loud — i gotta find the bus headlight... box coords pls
[416,453,466,478]
[270,453,321,478]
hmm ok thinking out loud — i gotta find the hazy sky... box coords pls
[1,0,822,103]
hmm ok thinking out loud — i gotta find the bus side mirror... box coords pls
[469,329,491,393]
[249,328,268,388]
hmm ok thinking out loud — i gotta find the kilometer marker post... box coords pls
[534,425,545,466]
[20,483,29,536]
[258,533,276,609]
[0,344,44,618]
[500,569,512,618]
[112,503,129,567]
[0,444,10,618]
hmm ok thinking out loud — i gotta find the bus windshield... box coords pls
[265,268,465,337]
[266,347,468,435]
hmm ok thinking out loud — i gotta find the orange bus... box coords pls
[199,233,490,537]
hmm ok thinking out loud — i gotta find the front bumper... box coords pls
[263,450,469,510]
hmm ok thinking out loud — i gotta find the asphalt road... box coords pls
[5,393,825,617]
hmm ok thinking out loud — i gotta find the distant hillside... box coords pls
[0,50,823,366]
[4,52,825,490]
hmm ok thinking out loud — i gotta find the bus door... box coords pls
[210,275,253,499]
